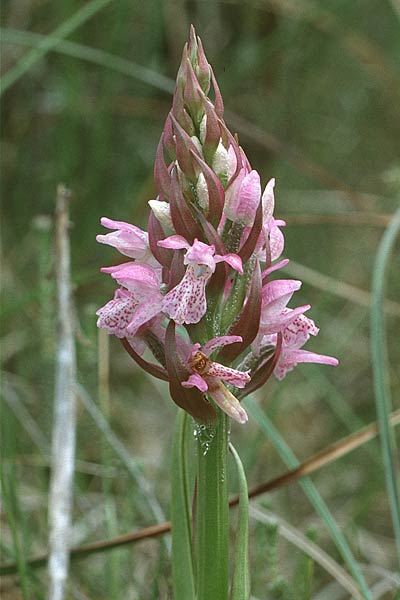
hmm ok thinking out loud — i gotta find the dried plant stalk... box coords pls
[48,184,77,600]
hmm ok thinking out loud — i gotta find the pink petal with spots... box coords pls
[274,349,339,380]
[162,265,209,324]
[261,305,311,335]
[182,373,208,392]
[206,363,250,388]
[125,299,163,336]
[206,378,248,424]
[203,335,243,355]
[96,289,139,338]
[157,235,190,250]
[282,314,319,348]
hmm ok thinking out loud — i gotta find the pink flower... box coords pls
[182,336,250,424]
[270,314,339,380]
[260,179,285,261]
[158,236,243,324]
[100,263,163,335]
[259,279,310,335]
[97,217,157,265]
[224,169,261,226]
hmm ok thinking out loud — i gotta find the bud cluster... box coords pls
[96,27,338,424]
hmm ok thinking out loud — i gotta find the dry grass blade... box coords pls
[3,409,399,576]
[249,505,364,599]
[48,184,77,600]
[280,213,391,227]
[283,260,400,318]
[232,409,400,503]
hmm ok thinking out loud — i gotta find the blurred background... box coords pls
[1,1,400,598]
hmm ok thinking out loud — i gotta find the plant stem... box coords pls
[195,411,229,600]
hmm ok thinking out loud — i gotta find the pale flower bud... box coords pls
[199,114,207,144]
[190,135,203,155]
[212,141,230,180]
[196,172,209,210]
[148,199,174,233]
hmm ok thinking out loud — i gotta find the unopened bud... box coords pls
[212,141,230,183]
[196,172,209,211]
[224,169,261,226]
[148,199,174,233]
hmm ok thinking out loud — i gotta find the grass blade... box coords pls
[0,0,113,96]
[250,505,364,600]
[171,411,196,600]
[229,443,250,600]
[0,464,32,599]
[76,384,167,537]
[1,28,174,95]
[370,206,400,563]
[244,398,373,600]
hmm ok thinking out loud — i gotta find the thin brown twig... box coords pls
[2,409,399,577]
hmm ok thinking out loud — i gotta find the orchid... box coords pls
[157,236,243,324]
[96,27,338,425]
[99,263,163,335]
[273,314,339,380]
[95,26,340,599]
[181,336,250,424]
[96,217,156,264]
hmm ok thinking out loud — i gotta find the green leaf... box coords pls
[229,443,250,600]
[370,207,400,563]
[244,398,373,600]
[171,411,196,600]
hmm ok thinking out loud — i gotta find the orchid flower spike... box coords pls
[95,27,338,425]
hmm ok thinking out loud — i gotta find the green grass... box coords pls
[1,1,400,597]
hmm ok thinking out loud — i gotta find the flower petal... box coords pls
[203,335,243,355]
[125,299,163,336]
[206,378,248,424]
[274,349,339,380]
[96,289,139,338]
[162,265,209,324]
[206,363,250,388]
[215,253,243,274]
[282,314,319,348]
[261,178,275,222]
[157,234,190,250]
[101,262,160,295]
[182,373,208,392]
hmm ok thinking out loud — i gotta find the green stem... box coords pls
[195,411,230,600]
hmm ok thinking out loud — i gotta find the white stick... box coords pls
[48,184,77,600]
